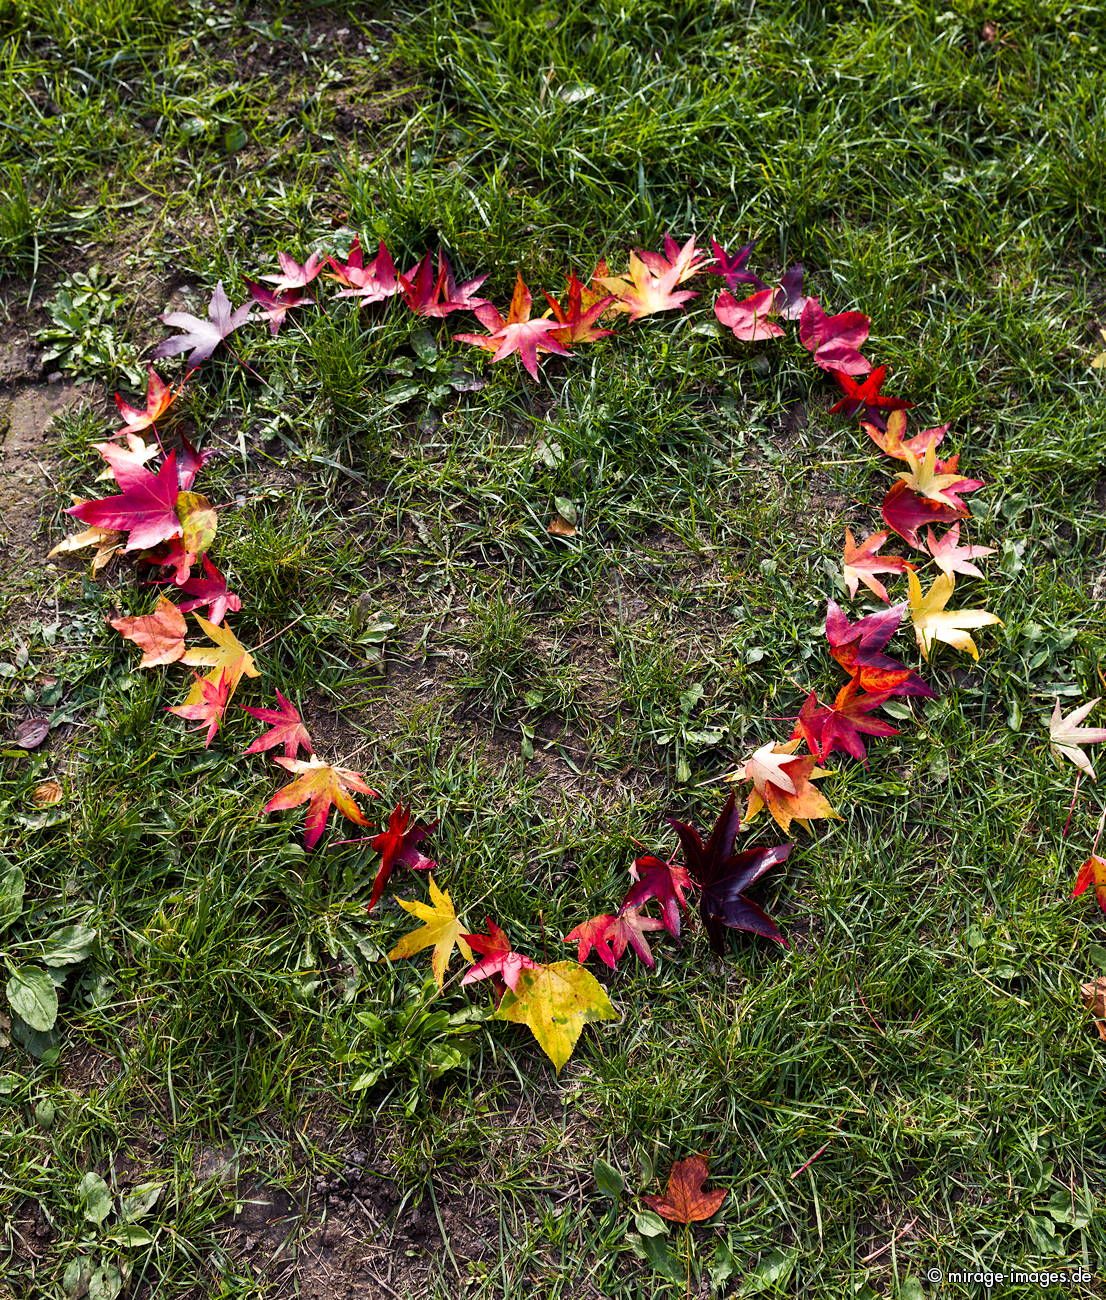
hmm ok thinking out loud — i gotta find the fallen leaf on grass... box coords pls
[265,756,378,850]
[705,238,765,290]
[924,523,995,579]
[68,452,183,553]
[166,556,241,625]
[881,480,965,549]
[49,507,124,573]
[242,690,314,761]
[622,855,692,938]
[825,600,935,698]
[829,366,912,418]
[153,282,253,370]
[400,251,489,318]
[388,875,472,987]
[543,272,615,344]
[14,717,50,750]
[565,908,666,969]
[642,1155,727,1224]
[1091,328,1106,370]
[738,740,841,835]
[180,614,260,699]
[894,445,983,511]
[454,273,570,379]
[862,409,947,461]
[714,287,785,342]
[494,959,616,1072]
[842,527,911,602]
[31,780,63,806]
[114,366,180,436]
[1049,699,1106,781]
[1073,855,1106,911]
[327,239,401,304]
[597,251,697,321]
[1080,977,1106,1040]
[462,918,539,994]
[167,671,230,747]
[363,803,437,912]
[668,791,792,947]
[906,570,1001,662]
[244,281,313,335]
[798,298,871,375]
[109,596,187,667]
[260,250,325,292]
[792,681,898,763]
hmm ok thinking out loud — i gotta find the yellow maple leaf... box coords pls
[180,613,260,701]
[1091,327,1106,369]
[907,570,1001,662]
[388,875,473,988]
[494,960,616,1073]
[49,498,125,573]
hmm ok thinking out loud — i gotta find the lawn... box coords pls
[2,1,1106,1297]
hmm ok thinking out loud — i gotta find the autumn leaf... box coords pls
[895,445,983,511]
[714,287,785,342]
[906,570,1001,661]
[597,251,697,321]
[454,273,570,379]
[179,613,258,695]
[67,451,182,552]
[543,272,615,344]
[1048,699,1106,781]
[1090,327,1106,370]
[771,263,807,319]
[265,756,378,850]
[95,433,158,484]
[164,555,241,625]
[621,855,692,938]
[829,366,913,418]
[260,250,325,292]
[792,681,897,764]
[114,366,181,437]
[461,918,539,995]
[636,234,710,286]
[153,282,253,369]
[175,491,217,559]
[1073,855,1106,911]
[400,251,489,318]
[842,527,912,602]
[862,409,947,461]
[494,960,616,1072]
[667,791,791,948]
[361,803,438,912]
[1080,977,1106,1041]
[388,875,472,987]
[49,504,124,573]
[326,238,402,304]
[167,671,230,747]
[798,298,871,375]
[565,908,666,970]
[244,281,313,335]
[737,740,840,834]
[109,595,187,667]
[924,523,995,579]
[242,690,314,761]
[705,238,765,290]
[825,600,935,698]
[642,1155,727,1224]
[881,479,965,550]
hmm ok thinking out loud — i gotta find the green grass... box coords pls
[3,1,1106,1297]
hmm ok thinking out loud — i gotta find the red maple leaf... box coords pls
[454,273,570,379]
[543,272,615,344]
[461,918,539,996]
[67,451,182,552]
[881,480,965,549]
[326,238,402,304]
[260,250,325,292]
[160,555,241,624]
[362,803,438,912]
[705,238,765,290]
[636,234,710,285]
[842,527,912,602]
[621,854,692,938]
[792,681,898,763]
[714,287,785,342]
[114,366,181,437]
[167,671,230,747]
[245,281,313,335]
[825,600,935,698]
[565,908,666,969]
[798,298,871,375]
[828,366,913,418]
[400,250,489,317]
[242,690,314,761]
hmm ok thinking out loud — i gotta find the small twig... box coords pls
[252,611,310,651]
[790,1140,832,1180]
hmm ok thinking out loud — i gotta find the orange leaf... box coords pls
[642,1155,727,1224]
[109,596,187,667]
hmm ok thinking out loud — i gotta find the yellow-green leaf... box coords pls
[494,960,616,1072]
